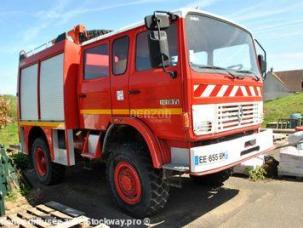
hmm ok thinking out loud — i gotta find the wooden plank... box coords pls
[27,207,52,218]
[36,204,55,214]
[0,217,18,227]
[7,214,35,228]
[26,208,53,228]
[52,216,90,228]
[50,211,72,220]
[17,211,51,227]
[17,211,36,221]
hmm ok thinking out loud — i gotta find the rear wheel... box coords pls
[31,138,65,185]
[106,144,169,218]
[191,169,232,187]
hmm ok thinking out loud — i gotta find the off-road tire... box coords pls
[191,169,232,187]
[31,138,65,185]
[106,144,169,218]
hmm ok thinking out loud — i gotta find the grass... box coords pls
[263,93,303,126]
[0,122,18,147]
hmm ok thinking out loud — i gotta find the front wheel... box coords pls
[106,144,169,218]
[31,138,65,185]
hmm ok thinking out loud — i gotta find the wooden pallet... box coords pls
[0,201,107,228]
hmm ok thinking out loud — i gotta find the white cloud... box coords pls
[228,1,303,22]
[35,0,171,24]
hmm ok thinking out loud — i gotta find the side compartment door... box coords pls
[79,41,111,130]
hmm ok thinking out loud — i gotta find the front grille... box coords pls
[217,103,259,131]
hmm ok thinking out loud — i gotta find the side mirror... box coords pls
[255,39,267,80]
[258,54,267,77]
[145,13,170,30]
[144,11,177,79]
[148,30,170,68]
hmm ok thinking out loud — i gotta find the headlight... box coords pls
[192,105,217,135]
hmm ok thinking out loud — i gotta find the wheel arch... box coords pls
[28,126,52,158]
[103,118,163,168]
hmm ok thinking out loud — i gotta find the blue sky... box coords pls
[1,0,302,95]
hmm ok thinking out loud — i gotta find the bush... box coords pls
[10,153,32,170]
[246,166,267,181]
[0,96,11,127]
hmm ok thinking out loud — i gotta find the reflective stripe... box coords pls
[80,109,111,115]
[256,87,262,96]
[240,86,248,97]
[201,85,216,97]
[193,84,262,97]
[217,85,229,97]
[19,121,65,128]
[229,86,239,97]
[249,86,256,96]
[80,108,183,115]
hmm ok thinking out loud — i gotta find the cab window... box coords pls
[84,44,109,79]
[136,24,178,71]
[112,36,129,75]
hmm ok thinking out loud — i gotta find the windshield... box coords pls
[185,13,260,77]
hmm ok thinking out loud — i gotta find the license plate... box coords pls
[194,151,228,166]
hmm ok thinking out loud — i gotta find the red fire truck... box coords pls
[17,9,274,217]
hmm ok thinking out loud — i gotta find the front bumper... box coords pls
[190,129,274,175]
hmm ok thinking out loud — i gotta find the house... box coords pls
[264,69,303,101]
[275,70,303,92]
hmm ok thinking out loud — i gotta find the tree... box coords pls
[0,96,11,128]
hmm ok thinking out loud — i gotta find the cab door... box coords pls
[110,35,130,116]
[79,41,111,130]
[129,23,184,140]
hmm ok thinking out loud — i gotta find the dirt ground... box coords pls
[23,163,303,228]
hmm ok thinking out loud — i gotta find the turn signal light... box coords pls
[183,112,190,128]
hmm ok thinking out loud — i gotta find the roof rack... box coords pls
[20,25,112,60]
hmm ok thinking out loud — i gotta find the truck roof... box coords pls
[81,8,252,46]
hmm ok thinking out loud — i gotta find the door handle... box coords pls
[128,89,141,95]
[79,93,87,98]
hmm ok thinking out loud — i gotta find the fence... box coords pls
[0,145,19,216]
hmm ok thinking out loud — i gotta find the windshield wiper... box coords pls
[192,64,237,79]
[235,70,260,81]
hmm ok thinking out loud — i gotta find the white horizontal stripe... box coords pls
[229,86,239,97]
[249,86,256,96]
[217,85,229,97]
[240,86,248,97]
[201,85,216,97]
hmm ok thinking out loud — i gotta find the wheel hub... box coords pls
[114,161,142,205]
[34,147,47,177]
